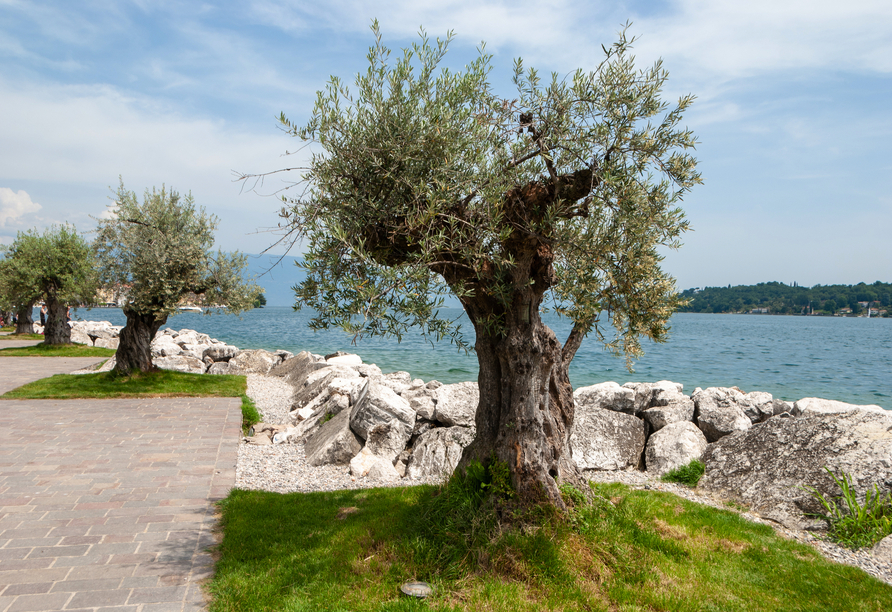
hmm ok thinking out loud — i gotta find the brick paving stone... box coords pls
[0,395,239,611]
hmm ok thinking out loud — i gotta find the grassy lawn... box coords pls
[1,369,260,432]
[0,343,116,357]
[208,481,892,612]
[0,333,45,341]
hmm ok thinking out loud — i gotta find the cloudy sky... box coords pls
[1,0,890,292]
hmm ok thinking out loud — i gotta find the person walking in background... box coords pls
[66,306,71,322]
[39,304,47,327]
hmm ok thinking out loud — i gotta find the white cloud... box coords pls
[0,187,41,227]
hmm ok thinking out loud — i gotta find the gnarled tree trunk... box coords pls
[43,297,71,345]
[115,307,167,374]
[15,303,35,335]
[458,303,586,510]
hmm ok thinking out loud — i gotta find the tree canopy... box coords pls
[258,24,701,506]
[0,225,98,342]
[95,181,262,373]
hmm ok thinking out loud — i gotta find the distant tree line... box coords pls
[677,281,892,316]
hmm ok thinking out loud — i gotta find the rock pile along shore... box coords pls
[67,320,892,584]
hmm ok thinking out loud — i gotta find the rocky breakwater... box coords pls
[571,380,892,536]
[69,321,294,374]
[245,351,478,483]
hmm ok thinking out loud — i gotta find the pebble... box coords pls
[240,374,892,586]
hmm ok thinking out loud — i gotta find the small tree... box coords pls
[0,226,98,342]
[95,181,261,374]
[258,25,701,507]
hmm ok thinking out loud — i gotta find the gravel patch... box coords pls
[239,374,892,586]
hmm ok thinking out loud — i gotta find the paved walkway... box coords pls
[0,368,240,611]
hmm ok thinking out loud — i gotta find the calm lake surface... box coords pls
[72,307,891,409]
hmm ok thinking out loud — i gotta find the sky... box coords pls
[1,0,890,297]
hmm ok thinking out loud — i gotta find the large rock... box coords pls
[269,351,326,384]
[152,335,182,357]
[793,397,886,415]
[405,426,475,480]
[290,393,351,442]
[364,422,408,464]
[289,366,360,414]
[304,409,363,466]
[623,381,685,414]
[645,421,708,476]
[349,381,415,442]
[207,361,237,375]
[872,535,892,563]
[642,395,694,431]
[570,407,646,471]
[432,382,478,427]
[203,343,239,362]
[693,387,752,442]
[154,355,206,374]
[229,349,281,375]
[70,328,92,346]
[94,337,119,350]
[402,387,437,420]
[574,382,636,415]
[700,409,892,529]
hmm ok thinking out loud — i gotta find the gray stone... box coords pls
[245,433,272,445]
[269,351,325,384]
[304,409,363,466]
[151,335,182,357]
[154,355,206,374]
[432,381,478,427]
[381,371,413,394]
[645,421,708,476]
[623,380,685,414]
[871,534,892,563]
[406,426,475,480]
[349,381,415,442]
[70,328,92,346]
[367,458,401,481]
[97,356,116,372]
[742,391,776,423]
[289,366,360,414]
[355,363,383,378]
[642,395,694,431]
[203,344,239,362]
[793,397,886,415]
[700,409,892,529]
[349,447,378,477]
[574,381,637,415]
[94,337,119,350]
[207,361,236,375]
[326,353,363,367]
[364,422,409,463]
[229,349,281,375]
[693,387,752,442]
[403,387,436,420]
[290,393,351,442]
[570,407,646,471]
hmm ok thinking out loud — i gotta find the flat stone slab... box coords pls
[0,397,241,611]
[0,357,107,395]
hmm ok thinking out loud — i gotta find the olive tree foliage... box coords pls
[0,225,98,341]
[95,181,261,374]
[254,24,701,506]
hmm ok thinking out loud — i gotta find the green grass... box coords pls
[1,369,246,399]
[0,343,116,357]
[661,459,706,487]
[2,367,260,434]
[0,333,45,341]
[208,478,892,612]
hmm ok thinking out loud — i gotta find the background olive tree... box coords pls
[254,24,701,507]
[0,225,99,342]
[95,181,262,374]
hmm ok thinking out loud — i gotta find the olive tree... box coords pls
[0,225,98,342]
[260,25,701,507]
[95,182,261,374]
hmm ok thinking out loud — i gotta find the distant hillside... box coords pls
[245,254,305,307]
[678,281,891,316]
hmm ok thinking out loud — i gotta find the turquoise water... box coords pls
[71,307,891,409]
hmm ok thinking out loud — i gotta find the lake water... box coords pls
[70,306,891,409]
